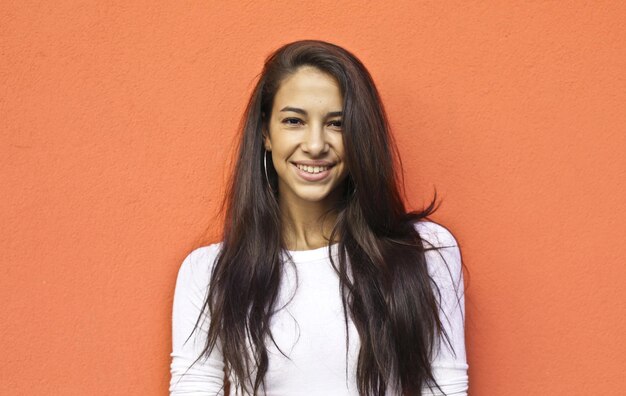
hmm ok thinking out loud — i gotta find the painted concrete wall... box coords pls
[2,1,624,394]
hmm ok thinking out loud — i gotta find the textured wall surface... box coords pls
[2,1,625,394]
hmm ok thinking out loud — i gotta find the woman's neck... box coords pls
[279,199,340,251]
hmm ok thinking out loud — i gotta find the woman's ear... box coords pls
[261,112,271,150]
[262,126,271,151]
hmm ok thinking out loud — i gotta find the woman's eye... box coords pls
[283,118,302,126]
[281,118,342,129]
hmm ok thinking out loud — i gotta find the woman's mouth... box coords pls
[291,162,335,181]
[294,163,332,173]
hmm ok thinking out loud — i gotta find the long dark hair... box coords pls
[187,40,462,395]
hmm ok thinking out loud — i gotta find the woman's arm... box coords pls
[417,221,469,396]
[170,245,226,395]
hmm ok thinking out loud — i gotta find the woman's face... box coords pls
[263,66,349,207]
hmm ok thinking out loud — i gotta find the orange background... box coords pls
[2,1,625,394]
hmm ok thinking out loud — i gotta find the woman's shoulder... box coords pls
[413,220,460,249]
[176,242,223,289]
[413,220,464,285]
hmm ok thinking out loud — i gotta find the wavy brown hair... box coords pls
[184,40,463,395]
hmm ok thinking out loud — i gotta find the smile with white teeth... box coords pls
[295,163,332,174]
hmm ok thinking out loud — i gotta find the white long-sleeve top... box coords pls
[170,220,468,395]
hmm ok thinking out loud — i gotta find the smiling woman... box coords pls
[262,66,350,244]
[170,40,468,395]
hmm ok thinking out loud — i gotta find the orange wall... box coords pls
[2,1,624,394]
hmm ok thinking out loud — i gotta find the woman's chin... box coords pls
[297,191,332,203]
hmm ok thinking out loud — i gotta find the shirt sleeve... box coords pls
[170,245,226,395]
[416,221,469,395]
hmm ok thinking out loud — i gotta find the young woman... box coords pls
[170,40,468,395]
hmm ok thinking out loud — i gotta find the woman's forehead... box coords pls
[273,68,343,113]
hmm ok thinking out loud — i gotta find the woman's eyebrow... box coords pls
[280,106,343,117]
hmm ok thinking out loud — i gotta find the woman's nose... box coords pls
[303,123,329,154]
